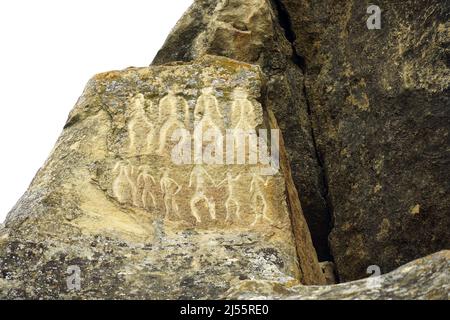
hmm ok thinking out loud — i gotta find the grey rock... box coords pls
[225,251,450,300]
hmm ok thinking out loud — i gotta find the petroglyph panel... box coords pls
[108,90,282,229]
[122,85,263,159]
[91,56,289,233]
[1,55,327,297]
[109,161,287,228]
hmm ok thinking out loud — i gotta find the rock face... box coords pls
[0,55,325,299]
[280,0,450,281]
[154,0,450,281]
[226,251,450,300]
[1,0,449,300]
[154,0,335,263]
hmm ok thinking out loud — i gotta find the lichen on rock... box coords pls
[1,0,449,300]
[0,55,325,299]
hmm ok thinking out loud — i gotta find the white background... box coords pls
[0,0,193,223]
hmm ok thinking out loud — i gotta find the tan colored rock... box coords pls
[1,0,447,300]
[0,55,324,299]
[319,262,337,285]
[155,0,335,263]
[268,111,325,285]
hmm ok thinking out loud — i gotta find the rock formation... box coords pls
[0,55,325,299]
[0,0,449,299]
[226,251,450,300]
[154,0,450,281]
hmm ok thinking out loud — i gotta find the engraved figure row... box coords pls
[127,87,258,156]
[112,161,272,226]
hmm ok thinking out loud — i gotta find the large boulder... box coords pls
[154,0,334,263]
[0,55,325,299]
[280,0,450,280]
[155,0,450,281]
[0,0,448,299]
[226,250,450,300]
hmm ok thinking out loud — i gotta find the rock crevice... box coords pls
[271,0,334,263]
[0,0,449,299]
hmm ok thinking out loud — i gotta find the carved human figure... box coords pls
[137,166,157,210]
[160,167,182,219]
[194,87,223,131]
[189,165,217,223]
[249,170,272,226]
[194,87,222,142]
[231,88,257,131]
[217,172,242,221]
[157,90,190,155]
[193,87,224,163]
[231,88,258,156]
[127,94,155,155]
[112,161,139,206]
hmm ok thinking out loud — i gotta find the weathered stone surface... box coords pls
[155,0,450,281]
[279,0,450,281]
[319,261,337,285]
[225,250,450,300]
[0,55,325,299]
[154,0,334,262]
[1,0,448,300]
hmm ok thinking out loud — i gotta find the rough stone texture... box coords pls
[154,0,450,281]
[1,0,449,300]
[280,0,450,281]
[319,261,337,285]
[154,0,334,263]
[268,110,326,285]
[225,250,450,300]
[0,55,325,299]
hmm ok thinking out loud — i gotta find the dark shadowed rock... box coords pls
[279,0,450,280]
